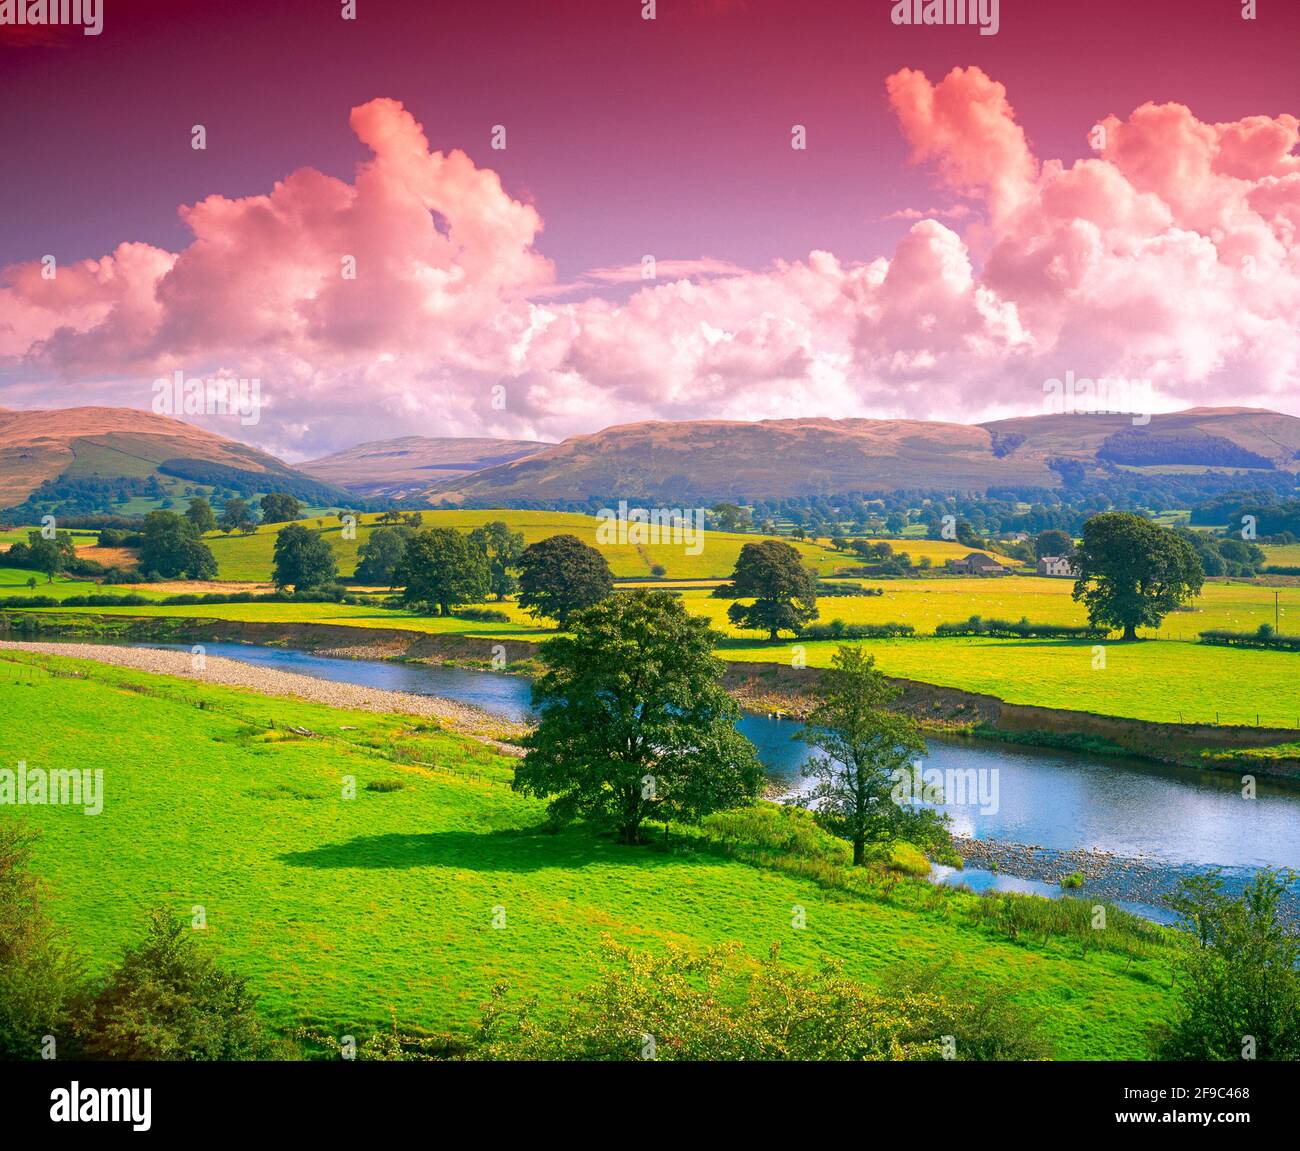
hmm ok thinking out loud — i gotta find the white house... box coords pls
[1037,555,1077,578]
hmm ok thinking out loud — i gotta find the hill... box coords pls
[425,408,1300,505]
[0,406,355,517]
[299,435,549,498]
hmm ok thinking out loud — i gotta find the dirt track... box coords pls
[0,640,528,745]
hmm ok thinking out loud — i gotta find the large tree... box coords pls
[139,511,217,580]
[516,533,613,626]
[353,525,410,587]
[725,539,818,640]
[1072,512,1204,640]
[796,646,943,865]
[271,523,337,590]
[394,527,489,616]
[469,520,526,600]
[257,492,303,525]
[514,590,764,843]
[1034,529,1074,559]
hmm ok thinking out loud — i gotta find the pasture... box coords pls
[0,650,1174,1057]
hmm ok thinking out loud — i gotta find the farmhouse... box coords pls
[948,552,1008,576]
[1038,555,1078,578]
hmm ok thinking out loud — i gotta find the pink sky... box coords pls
[1,0,1298,458]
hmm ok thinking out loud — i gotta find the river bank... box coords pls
[8,610,1295,780]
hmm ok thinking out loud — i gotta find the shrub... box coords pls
[934,616,1108,640]
[798,620,914,639]
[1198,628,1300,652]
[365,778,407,792]
[456,607,510,622]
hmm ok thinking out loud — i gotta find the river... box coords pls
[141,641,1300,924]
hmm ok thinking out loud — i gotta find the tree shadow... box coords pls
[276,826,692,872]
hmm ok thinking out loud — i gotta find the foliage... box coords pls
[271,524,338,590]
[393,527,490,616]
[184,496,217,535]
[353,525,411,586]
[257,492,303,525]
[1156,869,1299,1061]
[468,520,525,600]
[725,539,819,639]
[797,646,945,864]
[140,511,217,580]
[1072,512,1204,640]
[515,590,763,842]
[516,533,614,625]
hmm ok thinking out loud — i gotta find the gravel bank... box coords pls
[0,641,529,746]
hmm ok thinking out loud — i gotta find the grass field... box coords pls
[1263,543,1300,567]
[720,636,1300,729]
[0,651,1175,1057]
[202,511,1010,582]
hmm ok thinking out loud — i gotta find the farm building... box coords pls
[948,552,1009,576]
[1037,555,1078,578]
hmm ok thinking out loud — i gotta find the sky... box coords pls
[1,0,1298,460]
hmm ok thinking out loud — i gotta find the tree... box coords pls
[796,646,943,865]
[184,495,217,535]
[394,528,489,616]
[1156,869,1299,1061]
[257,492,302,524]
[219,497,257,534]
[26,532,71,583]
[353,525,410,586]
[1072,512,1204,640]
[517,534,613,626]
[1034,529,1073,559]
[469,520,525,600]
[139,511,217,579]
[0,822,81,1059]
[271,524,337,590]
[711,502,750,533]
[514,590,764,844]
[79,908,272,1060]
[725,539,818,640]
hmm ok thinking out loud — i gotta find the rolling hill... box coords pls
[425,408,1300,505]
[0,406,354,516]
[299,435,549,498]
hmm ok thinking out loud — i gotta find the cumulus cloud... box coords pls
[2,73,1298,458]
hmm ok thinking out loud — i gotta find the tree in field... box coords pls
[394,527,489,616]
[1034,529,1073,559]
[184,495,217,535]
[0,822,81,1059]
[469,520,525,600]
[25,531,73,583]
[514,590,764,844]
[139,511,217,580]
[271,523,337,590]
[516,533,613,626]
[79,908,272,1060]
[1071,512,1204,640]
[219,497,257,534]
[257,492,302,524]
[725,539,818,640]
[711,502,750,533]
[797,646,945,865]
[353,525,410,586]
[1156,869,1298,1061]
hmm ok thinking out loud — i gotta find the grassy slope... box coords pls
[0,651,1173,1057]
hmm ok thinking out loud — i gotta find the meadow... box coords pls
[202,510,1009,582]
[0,650,1175,1057]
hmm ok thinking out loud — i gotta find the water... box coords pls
[141,642,1300,921]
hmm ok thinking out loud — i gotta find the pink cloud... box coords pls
[2,74,1299,458]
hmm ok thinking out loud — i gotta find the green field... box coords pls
[202,511,1008,582]
[0,651,1175,1057]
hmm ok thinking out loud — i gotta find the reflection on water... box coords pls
[139,642,1299,919]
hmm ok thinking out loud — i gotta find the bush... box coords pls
[456,607,511,622]
[934,615,1108,640]
[1198,628,1300,652]
[365,778,407,792]
[798,620,915,639]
